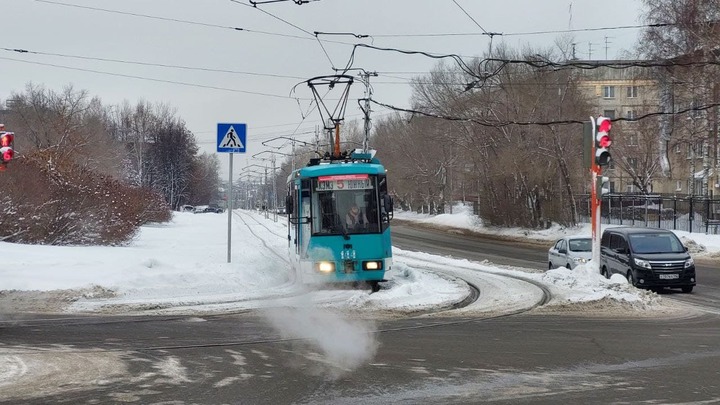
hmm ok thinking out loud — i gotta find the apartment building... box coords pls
[576,60,720,197]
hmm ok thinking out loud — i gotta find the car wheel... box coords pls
[626,271,635,287]
[601,267,608,278]
[681,285,694,293]
[548,262,553,270]
[565,263,571,269]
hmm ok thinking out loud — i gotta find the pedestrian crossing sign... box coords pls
[217,123,247,153]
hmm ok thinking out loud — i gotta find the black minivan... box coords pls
[600,227,696,293]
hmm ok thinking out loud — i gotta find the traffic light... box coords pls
[0,125,14,168]
[594,116,612,166]
[596,175,610,197]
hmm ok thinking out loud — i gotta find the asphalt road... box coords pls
[391,220,720,313]
[2,222,720,404]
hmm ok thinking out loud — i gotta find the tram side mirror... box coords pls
[382,194,394,221]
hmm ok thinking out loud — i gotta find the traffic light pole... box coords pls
[591,159,602,269]
[589,115,612,272]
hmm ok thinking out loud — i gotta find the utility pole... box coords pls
[588,42,598,60]
[271,153,277,222]
[359,70,378,152]
[604,36,613,59]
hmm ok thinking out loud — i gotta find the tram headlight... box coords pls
[316,261,335,273]
[363,261,383,271]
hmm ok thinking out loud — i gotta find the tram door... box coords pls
[287,179,311,259]
[299,179,311,259]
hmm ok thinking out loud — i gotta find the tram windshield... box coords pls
[311,174,380,235]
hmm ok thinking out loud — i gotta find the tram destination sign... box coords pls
[316,174,373,191]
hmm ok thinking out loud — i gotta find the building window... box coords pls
[626,110,636,120]
[675,144,681,153]
[603,86,615,98]
[676,180,682,191]
[602,109,616,119]
[628,157,638,171]
[609,181,616,193]
[628,133,638,146]
[625,184,635,193]
[627,86,639,98]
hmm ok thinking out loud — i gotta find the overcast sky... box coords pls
[1,0,643,177]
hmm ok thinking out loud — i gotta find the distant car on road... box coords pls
[181,205,195,212]
[193,204,224,214]
[548,236,592,270]
[206,204,224,213]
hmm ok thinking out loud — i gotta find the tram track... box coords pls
[232,210,289,265]
[396,253,552,316]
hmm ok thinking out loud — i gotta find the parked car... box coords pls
[181,205,195,212]
[206,204,224,213]
[600,227,696,293]
[548,236,592,270]
[193,204,224,214]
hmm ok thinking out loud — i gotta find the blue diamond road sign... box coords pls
[217,123,246,153]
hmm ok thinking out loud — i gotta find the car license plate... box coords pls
[659,274,679,280]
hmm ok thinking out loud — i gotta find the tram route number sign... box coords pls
[317,174,373,191]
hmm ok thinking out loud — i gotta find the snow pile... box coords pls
[540,263,660,309]
[395,203,482,230]
[328,263,471,314]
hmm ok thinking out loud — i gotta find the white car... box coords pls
[548,236,592,270]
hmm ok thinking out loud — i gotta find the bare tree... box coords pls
[369,41,594,227]
[640,0,720,195]
[6,83,124,177]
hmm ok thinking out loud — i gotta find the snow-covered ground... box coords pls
[1,204,716,317]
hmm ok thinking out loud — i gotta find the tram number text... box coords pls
[317,179,373,191]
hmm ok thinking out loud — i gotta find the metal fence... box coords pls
[577,194,720,234]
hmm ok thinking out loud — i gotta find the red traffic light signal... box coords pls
[594,116,612,166]
[0,130,14,164]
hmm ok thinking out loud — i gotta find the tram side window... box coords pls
[377,174,391,232]
[313,191,342,234]
[364,194,379,233]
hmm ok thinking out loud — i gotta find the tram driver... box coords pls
[345,204,368,230]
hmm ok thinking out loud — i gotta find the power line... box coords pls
[229,0,315,37]
[368,23,670,39]
[368,99,720,128]
[249,0,321,5]
[228,0,337,68]
[451,0,500,38]
[0,47,306,80]
[0,56,307,100]
[34,0,319,42]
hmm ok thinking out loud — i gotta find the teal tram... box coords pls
[285,149,394,292]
